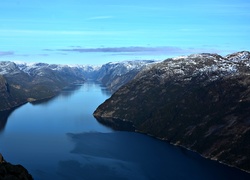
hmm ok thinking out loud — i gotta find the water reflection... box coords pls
[31,84,83,106]
[61,84,82,97]
[85,81,112,96]
[30,96,57,106]
[100,85,112,96]
[0,110,14,133]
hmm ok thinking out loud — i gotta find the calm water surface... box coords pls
[0,82,249,180]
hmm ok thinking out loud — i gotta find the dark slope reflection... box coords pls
[0,110,14,133]
[30,84,82,106]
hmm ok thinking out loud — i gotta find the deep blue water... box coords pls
[0,82,250,180]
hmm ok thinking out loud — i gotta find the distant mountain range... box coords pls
[94,51,250,173]
[0,60,155,111]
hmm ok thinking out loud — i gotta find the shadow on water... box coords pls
[56,131,250,180]
[0,109,14,133]
[100,85,112,96]
[30,84,83,106]
[29,96,58,106]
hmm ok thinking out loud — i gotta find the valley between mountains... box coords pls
[1,51,250,174]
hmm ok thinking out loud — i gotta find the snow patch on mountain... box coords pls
[136,51,250,86]
[226,51,250,63]
[0,61,22,75]
[14,61,102,76]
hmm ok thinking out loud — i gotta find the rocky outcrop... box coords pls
[94,51,250,173]
[0,154,33,180]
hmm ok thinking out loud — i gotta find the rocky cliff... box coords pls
[94,51,250,173]
[0,154,33,179]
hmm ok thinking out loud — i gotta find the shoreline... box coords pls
[0,102,27,113]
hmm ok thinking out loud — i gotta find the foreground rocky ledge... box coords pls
[94,51,250,173]
[0,154,33,180]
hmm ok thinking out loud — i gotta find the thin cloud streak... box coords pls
[55,46,183,53]
[51,46,223,56]
[53,46,222,54]
[0,51,14,56]
[0,29,125,36]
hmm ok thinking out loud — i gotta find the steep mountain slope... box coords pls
[95,60,156,92]
[0,62,31,110]
[94,51,250,173]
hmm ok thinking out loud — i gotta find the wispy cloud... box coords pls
[48,46,222,56]
[37,54,49,57]
[51,46,182,53]
[0,51,14,56]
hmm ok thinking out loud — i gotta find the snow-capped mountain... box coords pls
[95,60,156,92]
[14,62,86,78]
[0,61,22,75]
[94,51,250,173]
[226,51,250,63]
[137,51,250,84]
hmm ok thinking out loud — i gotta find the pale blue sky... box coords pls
[0,0,249,65]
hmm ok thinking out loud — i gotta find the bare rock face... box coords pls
[94,51,250,173]
[0,154,33,180]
